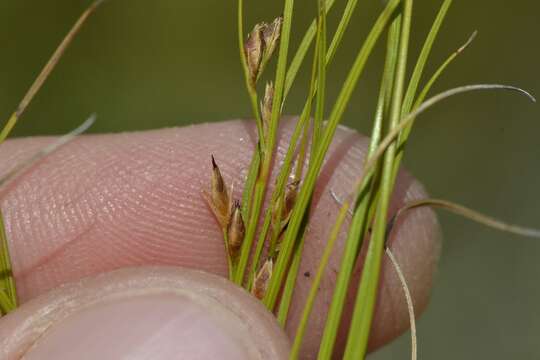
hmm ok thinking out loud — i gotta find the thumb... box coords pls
[0,267,290,359]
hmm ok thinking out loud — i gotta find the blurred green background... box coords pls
[0,0,538,358]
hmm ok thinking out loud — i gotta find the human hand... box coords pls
[0,118,441,359]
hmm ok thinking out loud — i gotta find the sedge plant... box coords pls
[0,1,539,360]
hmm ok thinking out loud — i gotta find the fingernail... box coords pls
[23,293,262,360]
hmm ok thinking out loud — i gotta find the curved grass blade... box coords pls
[0,0,105,143]
[396,30,478,162]
[412,30,477,113]
[386,247,417,360]
[401,0,453,116]
[0,115,96,189]
[393,198,540,239]
[323,36,480,320]
[360,84,535,183]
[341,83,535,359]
[0,0,105,311]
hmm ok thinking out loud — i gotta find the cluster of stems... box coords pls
[0,2,537,360]
[218,0,537,359]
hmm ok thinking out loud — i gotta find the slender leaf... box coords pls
[393,31,478,181]
[360,84,535,183]
[290,203,349,359]
[317,17,402,358]
[241,148,260,221]
[0,214,16,310]
[0,115,96,189]
[401,0,453,116]
[386,248,417,360]
[0,0,105,143]
[394,198,540,239]
[344,0,414,357]
[312,0,328,155]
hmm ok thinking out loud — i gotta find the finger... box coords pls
[0,267,290,359]
[0,117,441,356]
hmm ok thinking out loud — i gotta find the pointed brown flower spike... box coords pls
[244,17,283,87]
[227,200,245,259]
[252,259,273,300]
[261,82,275,133]
[245,23,264,86]
[261,16,283,68]
[270,180,300,246]
[283,180,300,222]
[203,155,231,230]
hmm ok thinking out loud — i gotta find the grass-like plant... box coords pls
[0,0,538,359]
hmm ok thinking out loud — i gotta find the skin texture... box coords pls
[0,118,441,359]
[0,267,290,359]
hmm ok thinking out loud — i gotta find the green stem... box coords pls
[317,17,401,358]
[290,204,349,359]
[0,289,15,315]
[343,1,413,358]
[312,0,327,157]
[276,230,306,325]
[0,211,17,309]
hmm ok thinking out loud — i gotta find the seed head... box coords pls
[283,180,300,221]
[252,259,273,300]
[244,16,283,86]
[261,17,283,66]
[261,82,274,133]
[245,23,264,86]
[271,180,300,239]
[227,200,245,259]
[204,155,231,230]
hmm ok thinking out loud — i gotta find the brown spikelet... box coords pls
[227,200,245,259]
[261,17,283,66]
[203,155,231,230]
[245,23,264,86]
[261,82,275,133]
[270,180,300,249]
[244,17,283,86]
[271,194,284,235]
[252,259,273,300]
[283,180,300,222]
